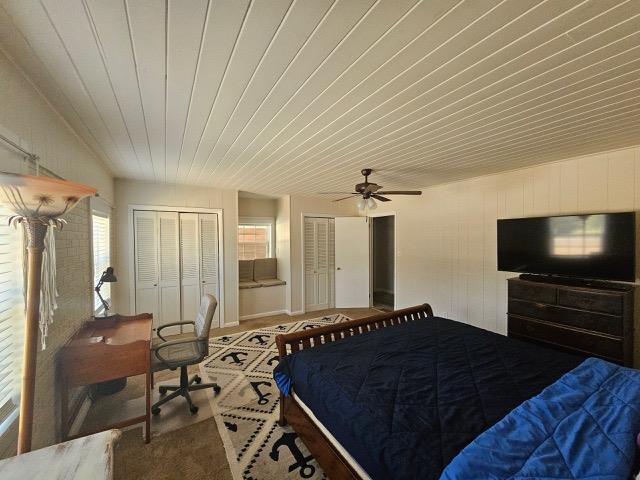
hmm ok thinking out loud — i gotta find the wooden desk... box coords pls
[58,313,153,443]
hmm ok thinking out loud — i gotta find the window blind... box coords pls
[0,206,24,434]
[238,224,272,260]
[92,214,110,312]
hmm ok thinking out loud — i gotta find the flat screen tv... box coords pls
[497,212,636,282]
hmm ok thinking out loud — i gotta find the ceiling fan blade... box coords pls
[371,194,391,202]
[333,195,357,202]
[317,192,358,195]
[376,190,422,195]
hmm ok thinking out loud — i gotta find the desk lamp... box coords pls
[95,267,117,316]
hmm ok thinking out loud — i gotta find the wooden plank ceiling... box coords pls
[0,0,638,195]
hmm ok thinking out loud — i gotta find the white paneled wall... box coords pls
[0,50,113,201]
[376,146,640,336]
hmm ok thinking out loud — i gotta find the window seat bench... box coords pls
[239,259,286,320]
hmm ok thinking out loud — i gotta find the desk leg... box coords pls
[145,370,151,443]
[60,374,68,441]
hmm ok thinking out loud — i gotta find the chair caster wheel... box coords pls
[190,405,199,414]
[194,375,201,384]
[159,387,167,395]
[152,407,161,415]
[213,385,221,394]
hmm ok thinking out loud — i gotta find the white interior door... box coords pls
[134,210,159,323]
[335,217,370,308]
[158,212,181,334]
[199,213,220,328]
[179,213,201,327]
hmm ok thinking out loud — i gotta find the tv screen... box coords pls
[497,212,636,281]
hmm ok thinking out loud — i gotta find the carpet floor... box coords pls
[116,419,233,480]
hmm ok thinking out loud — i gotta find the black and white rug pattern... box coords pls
[200,314,351,480]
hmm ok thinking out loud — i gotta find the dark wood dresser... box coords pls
[507,277,635,366]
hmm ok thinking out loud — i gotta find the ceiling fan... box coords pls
[319,168,421,210]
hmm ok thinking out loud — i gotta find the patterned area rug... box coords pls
[200,314,351,480]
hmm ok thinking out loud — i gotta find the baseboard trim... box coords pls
[286,309,304,316]
[223,321,240,327]
[240,309,287,321]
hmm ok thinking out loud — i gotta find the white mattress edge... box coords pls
[291,391,372,480]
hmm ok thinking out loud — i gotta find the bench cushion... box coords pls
[239,260,254,282]
[239,281,261,289]
[254,258,277,280]
[258,278,286,287]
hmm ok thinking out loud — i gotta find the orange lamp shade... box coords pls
[0,172,97,221]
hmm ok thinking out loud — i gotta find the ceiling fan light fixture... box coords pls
[356,197,367,210]
[366,197,377,210]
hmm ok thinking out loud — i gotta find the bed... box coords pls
[274,304,640,479]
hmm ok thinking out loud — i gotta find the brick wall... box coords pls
[0,198,93,457]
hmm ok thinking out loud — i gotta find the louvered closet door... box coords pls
[328,219,335,308]
[199,214,220,328]
[157,212,181,333]
[315,219,329,308]
[179,213,201,326]
[304,219,318,310]
[304,218,331,312]
[134,210,159,323]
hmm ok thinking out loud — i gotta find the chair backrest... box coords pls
[195,294,217,342]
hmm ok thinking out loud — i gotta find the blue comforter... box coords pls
[441,357,640,479]
[274,317,582,479]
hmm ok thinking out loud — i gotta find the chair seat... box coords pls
[151,340,201,373]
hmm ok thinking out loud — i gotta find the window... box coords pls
[238,218,274,260]
[92,213,111,312]
[0,206,24,435]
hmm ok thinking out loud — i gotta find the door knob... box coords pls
[336,267,341,270]
[153,283,157,286]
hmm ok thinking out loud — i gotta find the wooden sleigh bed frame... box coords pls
[275,304,434,480]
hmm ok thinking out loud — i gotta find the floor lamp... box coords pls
[0,172,96,454]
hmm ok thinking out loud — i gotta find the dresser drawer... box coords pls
[508,315,623,361]
[508,281,557,304]
[508,299,623,336]
[557,289,623,315]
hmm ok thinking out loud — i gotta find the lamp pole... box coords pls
[17,219,48,454]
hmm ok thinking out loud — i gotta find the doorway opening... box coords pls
[371,215,395,311]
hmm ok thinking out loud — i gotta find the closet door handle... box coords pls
[336,267,341,271]
[153,283,157,287]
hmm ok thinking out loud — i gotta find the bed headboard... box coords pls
[275,303,434,358]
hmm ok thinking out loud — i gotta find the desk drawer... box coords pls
[508,315,623,361]
[508,281,557,304]
[508,299,622,336]
[558,289,623,315]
